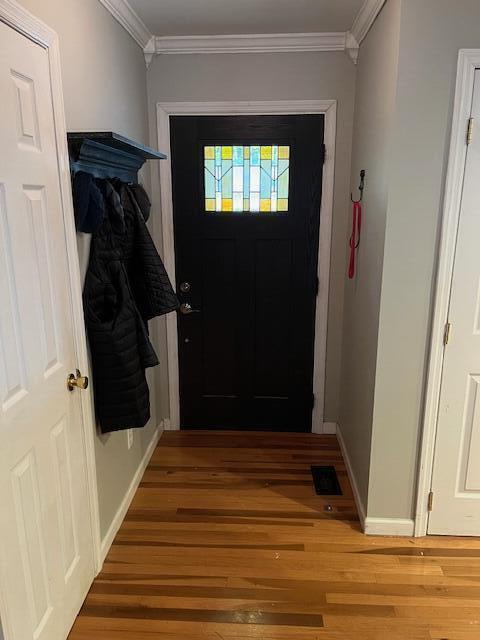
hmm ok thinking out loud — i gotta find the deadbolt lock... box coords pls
[67,369,89,392]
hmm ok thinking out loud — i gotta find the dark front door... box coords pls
[171,115,324,431]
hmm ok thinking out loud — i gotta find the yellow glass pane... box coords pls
[244,198,249,210]
[244,147,250,160]
[222,146,233,160]
[277,198,288,212]
[222,198,233,212]
[260,199,271,212]
[261,146,272,160]
[205,198,216,211]
[204,146,215,160]
[278,146,290,159]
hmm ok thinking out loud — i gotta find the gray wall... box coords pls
[20,0,148,139]
[147,51,357,423]
[367,0,480,520]
[18,0,159,539]
[339,0,402,514]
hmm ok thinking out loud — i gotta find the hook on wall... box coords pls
[351,169,366,202]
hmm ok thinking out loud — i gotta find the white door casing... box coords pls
[155,100,337,434]
[0,10,97,639]
[428,69,480,535]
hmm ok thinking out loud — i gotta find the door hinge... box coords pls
[443,321,451,346]
[315,276,320,297]
[427,491,434,512]
[311,393,315,409]
[467,117,474,145]
[321,143,326,165]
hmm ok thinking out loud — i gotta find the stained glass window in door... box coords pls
[204,145,290,213]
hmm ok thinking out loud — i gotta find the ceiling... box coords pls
[127,0,365,37]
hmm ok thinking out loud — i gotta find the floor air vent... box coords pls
[310,465,342,495]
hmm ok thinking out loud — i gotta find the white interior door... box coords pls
[0,20,94,639]
[429,69,480,536]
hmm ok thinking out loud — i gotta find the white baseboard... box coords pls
[312,421,337,434]
[336,424,366,529]
[322,421,337,434]
[99,426,160,565]
[336,426,415,537]
[364,517,415,536]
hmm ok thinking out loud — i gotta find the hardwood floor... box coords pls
[69,431,480,639]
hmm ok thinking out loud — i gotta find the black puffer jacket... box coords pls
[82,180,178,433]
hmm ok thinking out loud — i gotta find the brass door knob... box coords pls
[67,369,89,392]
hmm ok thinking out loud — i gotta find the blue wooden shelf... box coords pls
[68,131,166,182]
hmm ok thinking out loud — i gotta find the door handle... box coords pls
[67,369,89,391]
[179,302,201,315]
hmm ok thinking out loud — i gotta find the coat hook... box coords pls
[351,169,366,202]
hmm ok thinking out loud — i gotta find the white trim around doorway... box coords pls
[415,50,480,537]
[0,0,101,585]
[155,100,337,434]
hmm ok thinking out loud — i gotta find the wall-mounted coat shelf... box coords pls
[68,131,167,182]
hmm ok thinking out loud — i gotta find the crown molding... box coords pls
[98,0,383,66]
[144,35,156,68]
[152,32,347,56]
[97,0,152,49]
[345,31,359,64]
[351,0,387,44]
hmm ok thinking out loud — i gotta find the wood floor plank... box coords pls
[68,431,480,639]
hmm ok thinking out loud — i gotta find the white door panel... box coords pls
[0,20,94,639]
[429,70,480,535]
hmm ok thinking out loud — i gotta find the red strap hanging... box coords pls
[348,200,362,279]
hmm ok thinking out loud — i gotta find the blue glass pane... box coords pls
[233,146,244,166]
[204,159,215,198]
[221,160,232,198]
[278,159,289,199]
[272,145,279,166]
[260,160,272,198]
[250,146,260,166]
[243,158,250,198]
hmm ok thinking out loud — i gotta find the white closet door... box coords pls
[429,70,480,535]
[0,21,94,639]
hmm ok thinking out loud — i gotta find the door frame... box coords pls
[155,100,337,434]
[0,3,101,621]
[415,50,480,537]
